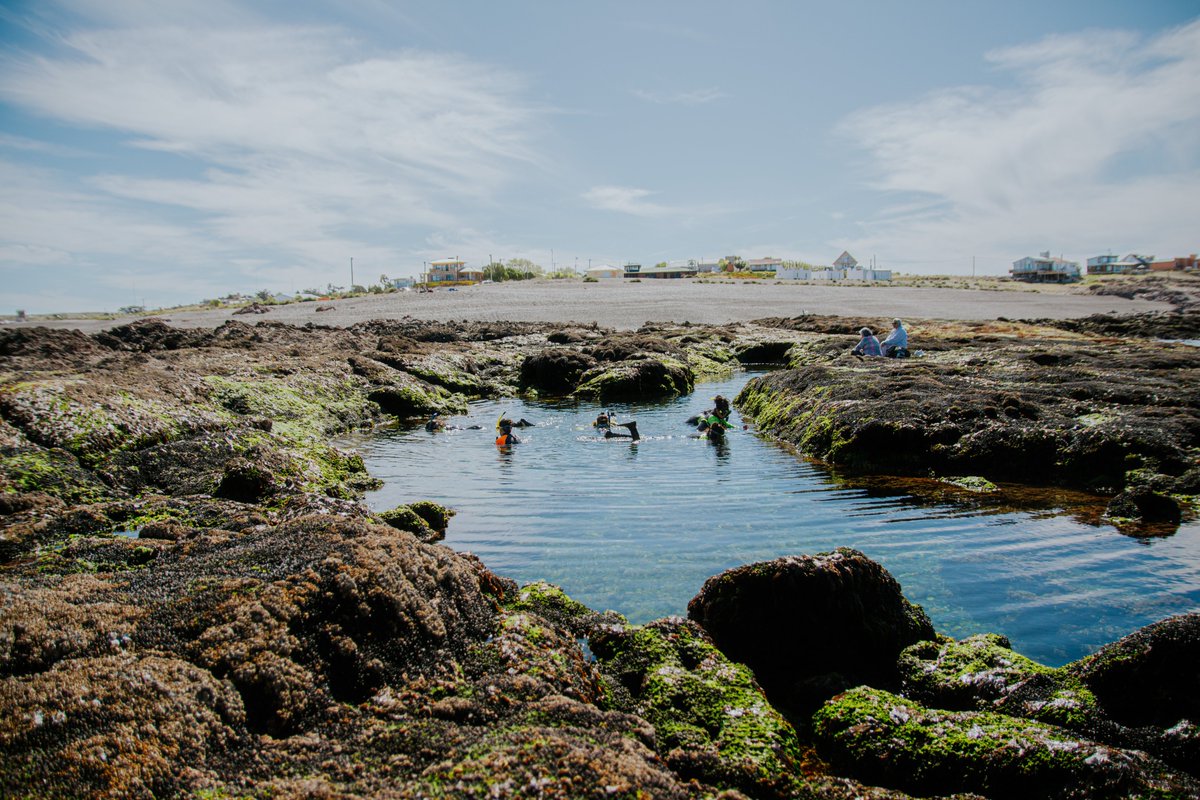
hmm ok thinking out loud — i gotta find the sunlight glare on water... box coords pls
[348,371,1200,666]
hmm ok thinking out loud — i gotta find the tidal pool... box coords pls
[349,370,1200,667]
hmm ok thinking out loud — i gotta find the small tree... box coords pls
[255,289,272,302]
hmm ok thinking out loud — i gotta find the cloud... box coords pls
[582,185,673,217]
[0,11,546,307]
[632,87,727,105]
[839,19,1200,270]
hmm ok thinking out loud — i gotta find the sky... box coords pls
[1,1,1198,313]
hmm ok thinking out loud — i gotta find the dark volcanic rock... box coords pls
[93,319,213,351]
[0,653,247,800]
[1067,613,1200,730]
[574,356,694,401]
[519,347,599,394]
[687,548,936,716]
[1104,487,1182,523]
[737,334,1200,498]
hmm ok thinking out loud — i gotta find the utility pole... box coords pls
[972,256,976,277]
[350,257,355,290]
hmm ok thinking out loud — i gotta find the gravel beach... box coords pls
[12,279,1174,332]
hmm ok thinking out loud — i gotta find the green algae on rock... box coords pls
[590,617,807,799]
[736,320,1200,521]
[812,686,1200,800]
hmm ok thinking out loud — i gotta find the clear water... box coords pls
[347,371,1200,667]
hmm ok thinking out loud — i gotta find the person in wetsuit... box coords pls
[696,395,732,438]
[495,418,520,445]
[603,421,640,441]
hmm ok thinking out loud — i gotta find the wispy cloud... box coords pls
[0,10,545,306]
[839,19,1200,269]
[582,185,673,217]
[632,87,727,105]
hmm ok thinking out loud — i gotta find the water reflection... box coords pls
[345,370,1200,667]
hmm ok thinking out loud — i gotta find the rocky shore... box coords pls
[2,313,1198,798]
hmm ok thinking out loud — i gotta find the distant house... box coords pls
[745,257,783,272]
[1149,254,1199,272]
[459,267,485,282]
[587,265,623,280]
[833,251,859,270]
[1087,254,1152,275]
[694,260,721,273]
[429,258,465,282]
[272,293,293,304]
[391,278,415,289]
[809,268,841,281]
[1011,251,1081,283]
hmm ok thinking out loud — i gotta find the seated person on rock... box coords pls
[881,318,909,358]
[851,327,882,357]
[495,418,521,446]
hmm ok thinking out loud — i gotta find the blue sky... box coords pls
[1,1,1198,313]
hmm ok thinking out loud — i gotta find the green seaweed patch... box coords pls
[940,475,1000,493]
[813,686,1189,799]
[591,619,805,798]
[505,581,626,640]
[408,500,456,532]
[37,535,163,575]
[899,635,1100,731]
[1,448,112,505]
[377,505,439,540]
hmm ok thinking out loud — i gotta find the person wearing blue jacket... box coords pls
[881,318,908,358]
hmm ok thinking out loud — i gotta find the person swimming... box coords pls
[425,412,445,431]
[603,421,640,441]
[495,418,521,446]
[695,395,732,436]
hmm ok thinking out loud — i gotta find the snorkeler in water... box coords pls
[495,418,521,446]
[603,421,640,441]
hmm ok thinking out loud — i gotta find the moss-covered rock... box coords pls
[574,356,694,401]
[377,501,456,543]
[898,634,1100,730]
[735,332,1200,504]
[505,580,626,638]
[591,617,806,799]
[812,686,1200,799]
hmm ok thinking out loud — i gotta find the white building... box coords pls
[586,265,624,280]
[845,268,892,281]
[775,267,811,280]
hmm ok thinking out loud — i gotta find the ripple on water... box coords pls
[346,370,1200,666]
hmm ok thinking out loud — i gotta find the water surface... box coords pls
[349,371,1200,667]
